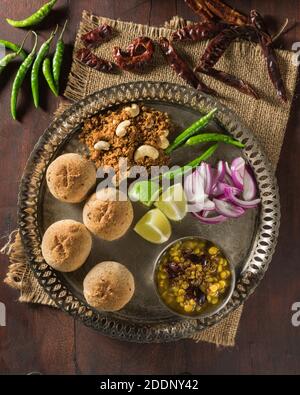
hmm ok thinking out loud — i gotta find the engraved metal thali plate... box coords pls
[18,82,280,342]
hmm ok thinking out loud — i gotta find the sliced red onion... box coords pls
[198,163,213,195]
[186,158,259,225]
[217,160,226,182]
[212,182,240,197]
[203,198,215,211]
[193,211,227,224]
[185,171,202,201]
[225,161,232,176]
[231,157,245,190]
[243,166,257,201]
[224,173,234,186]
[185,171,209,212]
[224,187,260,209]
[214,198,245,218]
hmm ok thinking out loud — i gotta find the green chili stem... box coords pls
[0,32,30,73]
[185,133,244,148]
[0,39,27,60]
[165,108,218,154]
[58,19,68,41]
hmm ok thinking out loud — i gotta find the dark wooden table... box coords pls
[0,0,299,375]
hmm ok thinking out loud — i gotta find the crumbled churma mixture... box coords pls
[79,104,172,176]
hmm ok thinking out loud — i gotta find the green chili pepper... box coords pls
[185,133,244,148]
[42,57,58,96]
[31,27,57,108]
[151,143,219,183]
[52,20,68,92]
[165,108,217,154]
[129,144,218,207]
[0,32,30,75]
[0,39,27,60]
[11,32,38,121]
[6,0,57,28]
[162,143,219,180]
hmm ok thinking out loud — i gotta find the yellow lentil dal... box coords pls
[156,238,231,316]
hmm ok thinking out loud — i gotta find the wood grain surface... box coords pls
[0,0,299,375]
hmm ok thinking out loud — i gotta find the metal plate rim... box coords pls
[17,81,280,343]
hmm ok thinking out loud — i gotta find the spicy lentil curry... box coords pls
[156,238,232,316]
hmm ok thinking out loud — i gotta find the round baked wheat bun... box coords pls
[83,261,135,311]
[46,153,96,203]
[41,220,92,272]
[83,188,133,241]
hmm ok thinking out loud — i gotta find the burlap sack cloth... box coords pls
[2,12,298,346]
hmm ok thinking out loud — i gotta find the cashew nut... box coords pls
[124,103,140,118]
[94,140,110,151]
[160,129,169,137]
[116,120,131,137]
[134,145,159,162]
[158,136,170,149]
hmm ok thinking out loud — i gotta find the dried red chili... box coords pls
[76,48,117,73]
[184,0,214,22]
[113,37,155,71]
[198,67,259,99]
[159,37,215,96]
[81,24,113,48]
[250,10,287,102]
[172,22,228,41]
[204,0,248,26]
[195,25,257,71]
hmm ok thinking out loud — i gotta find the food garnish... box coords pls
[156,237,232,315]
[184,157,260,224]
[11,31,38,120]
[185,132,244,148]
[42,57,58,96]
[154,183,187,221]
[184,0,214,21]
[198,68,259,99]
[250,10,287,103]
[52,20,68,93]
[0,39,27,60]
[202,0,249,26]
[165,108,217,154]
[6,0,57,28]
[76,48,118,73]
[134,208,171,244]
[81,24,113,48]
[181,0,287,101]
[172,22,228,41]
[159,37,215,96]
[195,25,257,72]
[159,143,219,181]
[0,32,30,75]
[129,144,219,207]
[31,27,58,107]
[128,180,161,207]
[113,37,155,71]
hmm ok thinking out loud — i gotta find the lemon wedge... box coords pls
[134,208,171,244]
[154,183,187,221]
